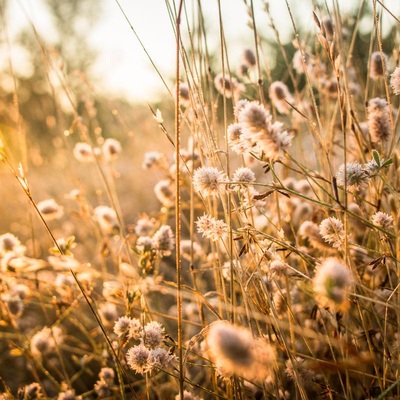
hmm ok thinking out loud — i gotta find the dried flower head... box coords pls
[57,389,82,400]
[371,211,393,231]
[227,123,251,154]
[313,257,353,310]
[206,320,276,382]
[214,73,241,98]
[154,180,175,208]
[37,199,64,221]
[142,151,166,169]
[128,318,143,340]
[22,383,43,399]
[31,326,64,358]
[152,225,175,256]
[193,166,226,197]
[113,316,133,338]
[390,67,400,95]
[269,81,294,114]
[102,138,121,161]
[319,217,345,250]
[147,347,176,370]
[73,142,95,163]
[99,367,115,385]
[367,98,392,144]
[232,167,256,186]
[196,214,228,241]
[176,82,191,107]
[242,48,256,67]
[134,215,154,236]
[94,205,119,234]
[336,162,370,191]
[143,321,165,348]
[126,344,150,374]
[370,51,387,80]
[0,233,26,256]
[99,303,118,324]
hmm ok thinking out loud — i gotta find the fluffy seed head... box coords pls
[147,347,176,370]
[128,318,143,340]
[113,316,132,338]
[206,321,276,382]
[336,162,370,191]
[94,206,119,234]
[214,73,241,98]
[102,138,121,161]
[152,225,175,256]
[390,67,400,95]
[232,167,256,185]
[126,344,150,374]
[0,233,26,256]
[242,48,256,67]
[285,357,316,391]
[370,51,387,80]
[143,321,165,348]
[37,199,64,221]
[319,217,345,250]
[193,166,226,197]
[196,214,228,241]
[371,211,393,231]
[154,180,175,208]
[269,81,294,114]
[313,258,353,310]
[73,142,95,163]
[99,367,115,385]
[367,98,391,143]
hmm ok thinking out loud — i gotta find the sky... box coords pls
[3,0,400,102]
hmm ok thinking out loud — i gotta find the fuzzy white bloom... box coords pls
[143,321,165,348]
[142,151,166,169]
[370,51,387,80]
[336,162,370,191]
[227,123,251,154]
[269,81,294,114]
[94,205,119,234]
[73,142,96,163]
[176,83,191,107]
[390,67,400,95]
[113,316,132,338]
[152,225,175,256]
[102,138,121,161]
[232,167,256,185]
[367,98,391,144]
[128,318,143,340]
[31,326,64,358]
[214,73,242,98]
[134,215,154,237]
[126,344,150,374]
[147,347,176,370]
[371,211,393,231]
[206,320,276,382]
[154,180,175,208]
[37,199,64,221]
[0,233,26,256]
[313,258,353,311]
[242,48,256,67]
[193,166,226,197]
[196,214,228,241]
[319,217,345,250]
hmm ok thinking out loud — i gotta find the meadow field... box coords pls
[0,0,400,399]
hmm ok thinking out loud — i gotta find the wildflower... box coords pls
[206,320,276,382]
[93,379,112,398]
[57,389,82,400]
[234,99,250,118]
[285,357,316,391]
[4,295,23,317]
[134,215,154,236]
[269,81,294,114]
[73,142,95,163]
[143,321,165,348]
[102,138,121,161]
[299,221,333,251]
[371,211,393,231]
[152,225,175,256]
[22,383,43,399]
[31,326,63,358]
[232,167,255,186]
[319,217,345,250]
[390,67,400,95]
[154,180,175,208]
[364,158,380,176]
[99,367,115,385]
[196,214,228,241]
[214,73,241,98]
[94,205,119,234]
[242,48,256,67]
[128,318,143,340]
[313,257,353,310]
[113,316,132,338]
[238,101,270,135]
[227,123,251,154]
[37,199,64,221]
[293,49,314,75]
[336,162,370,191]
[367,98,391,144]
[193,166,226,197]
[148,347,176,370]
[370,51,387,80]
[126,344,150,374]
[0,233,26,256]
[176,83,191,107]
[142,151,166,169]
[136,236,154,253]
